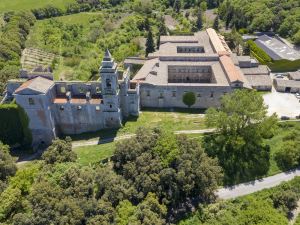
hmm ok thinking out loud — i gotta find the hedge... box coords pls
[0,103,32,146]
[248,40,300,72]
[247,40,272,63]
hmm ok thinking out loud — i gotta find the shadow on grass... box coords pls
[63,107,205,143]
[64,115,138,143]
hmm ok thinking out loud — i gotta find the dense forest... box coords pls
[0,129,223,224]
[219,0,300,44]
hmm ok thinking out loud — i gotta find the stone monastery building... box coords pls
[4,28,271,146]
[5,50,140,146]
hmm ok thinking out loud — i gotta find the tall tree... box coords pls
[204,90,277,184]
[173,0,181,13]
[42,137,76,164]
[145,29,155,56]
[196,9,203,31]
[213,15,219,31]
[0,142,17,192]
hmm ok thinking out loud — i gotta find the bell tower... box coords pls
[100,49,120,112]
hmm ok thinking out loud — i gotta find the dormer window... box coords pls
[60,106,64,110]
[77,106,82,110]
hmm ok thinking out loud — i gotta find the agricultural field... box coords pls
[0,0,74,13]
[21,48,57,70]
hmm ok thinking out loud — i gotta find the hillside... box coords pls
[219,0,300,44]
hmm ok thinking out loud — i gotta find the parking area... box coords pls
[263,88,300,118]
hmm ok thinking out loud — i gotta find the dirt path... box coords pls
[289,200,300,224]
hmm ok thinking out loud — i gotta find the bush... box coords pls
[182,92,196,108]
[275,141,300,170]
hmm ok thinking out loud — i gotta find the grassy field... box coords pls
[73,134,204,166]
[70,108,206,141]
[265,121,300,176]
[74,142,115,166]
[0,0,74,13]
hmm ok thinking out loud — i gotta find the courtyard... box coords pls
[263,89,300,118]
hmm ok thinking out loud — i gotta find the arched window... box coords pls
[106,79,112,88]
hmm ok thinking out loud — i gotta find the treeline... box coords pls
[31,0,125,20]
[0,129,223,224]
[0,11,36,94]
[219,0,300,44]
[181,176,300,225]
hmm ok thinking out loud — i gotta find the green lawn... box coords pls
[74,142,115,166]
[0,0,74,13]
[70,108,206,141]
[265,121,300,176]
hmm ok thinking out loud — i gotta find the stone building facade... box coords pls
[5,50,140,146]
[130,28,271,109]
[4,28,271,146]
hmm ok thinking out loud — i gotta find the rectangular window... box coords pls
[28,98,35,105]
[60,105,64,111]
[96,106,100,111]
[79,87,85,94]
[146,90,150,97]
[159,93,163,98]
[210,91,214,98]
[96,87,101,93]
[197,93,201,98]
[172,91,176,97]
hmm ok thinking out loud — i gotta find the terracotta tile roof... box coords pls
[70,98,87,104]
[53,98,68,104]
[89,98,102,105]
[206,28,228,55]
[220,55,244,83]
[14,76,54,94]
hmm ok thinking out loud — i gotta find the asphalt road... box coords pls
[217,168,300,199]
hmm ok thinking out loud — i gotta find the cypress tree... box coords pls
[213,15,219,31]
[146,29,155,56]
[173,0,181,13]
[196,9,203,31]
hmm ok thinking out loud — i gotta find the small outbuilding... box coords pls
[274,79,300,93]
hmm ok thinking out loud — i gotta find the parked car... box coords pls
[276,75,284,78]
[280,116,290,120]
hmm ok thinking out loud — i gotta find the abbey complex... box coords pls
[3,28,271,146]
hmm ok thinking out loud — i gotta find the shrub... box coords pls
[275,141,300,170]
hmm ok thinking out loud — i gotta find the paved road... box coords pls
[217,168,300,199]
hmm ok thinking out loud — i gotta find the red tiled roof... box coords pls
[220,55,244,83]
